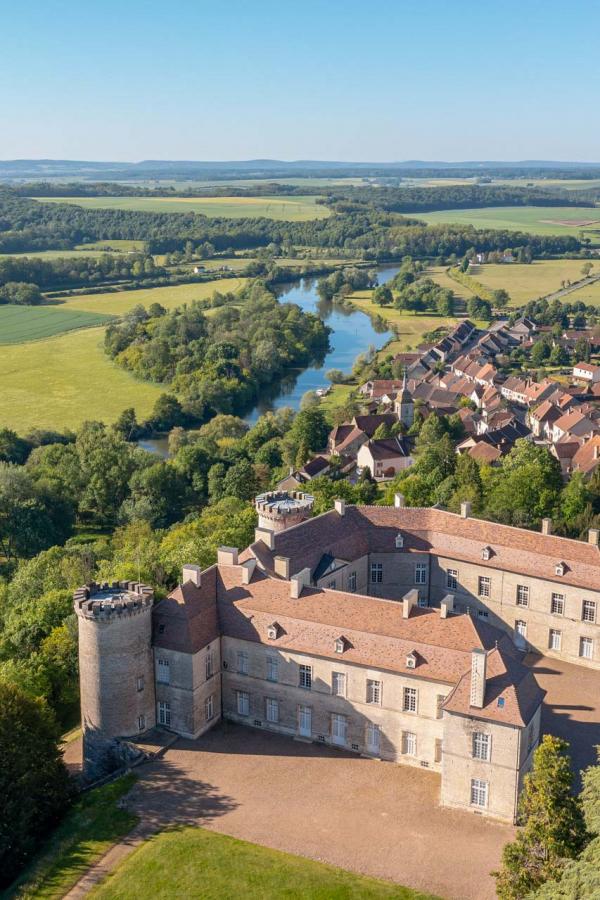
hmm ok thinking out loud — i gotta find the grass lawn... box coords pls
[0,327,162,432]
[415,206,600,237]
[7,775,137,900]
[33,195,331,221]
[0,305,113,344]
[61,276,247,316]
[562,277,600,307]
[426,265,478,302]
[468,259,597,306]
[0,249,117,260]
[75,239,147,252]
[319,383,356,420]
[348,292,455,350]
[91,827,438,900]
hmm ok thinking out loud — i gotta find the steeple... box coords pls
[395,368,414,427]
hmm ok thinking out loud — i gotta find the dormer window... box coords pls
[334,636,346,654]
[406,651,417,669]
[267,622,280,640]
[482,546,492,561]
[395,533,404,549]
[555,562,566,577]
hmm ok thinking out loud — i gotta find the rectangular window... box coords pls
[327,579,336,589]
[332,671,346,697]
[366,679,381,705]
[447,569,458,591]
[348,571,357,592]
[549,629,562,651]
[331,713,348,746]
[237,650,249,675]
[402,731,417,756]
[478,576,491,598]
[551,593,565,616]
[157,658,170,684]
[583,600,597,623]
[478,609,489,619]
[137,714,145,731]
[266,698,279,723]
[266,656,278,682]
[415,562,427,585]
[515,619,527,638]
[436,694,445,720]
[370,562,383,583]
[205,650,213,680]
[516,585,529,608]
[299,664,312,690]
[580,637,594,660]
[157,701,171,727]
[136,675,144,692]
[366,722,380,754]
[472,732,491,761]
[236,691,250,716]
[205,694,214,721]
[470,778,488,808]
[403,686,418,713]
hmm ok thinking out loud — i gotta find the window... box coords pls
[434,738,443,763]
[583,600,597,623]
[515,619,527,638]
[237,650,249,675]
[478,576,491,598]
[370,562,383,583]
[402,731,417,756]
[266,698,279,723]
[334,637,345,654]
[436,694,445,719]
[205,694,214,721]
[348,571,357,592]
[482,546,491,561]
[267,624,278,640]
[366,679,381,705]
[473,732,491,761]
[299,664,312,690]
[137,714,145,731]
[447,569,458,590]
[415,562,427,585]
[366,723,380,754]
[205,649,213,680]
[327,579,337,590]
[332,672,346,697]
[331,713,347,746]
[470,779,488,808]
[478,609,489,620]
[236,691,250,716]
[549,629,562,651]
[136,675,144,692]
[555,562,566,577]
[516,585,529,608]
[266,656,278,682]
[580,637,594,660]
[551,593,565,616]
[403,686,418,713]
[157,658,170,684]
[157,701,171,727]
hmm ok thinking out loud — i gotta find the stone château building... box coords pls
[76,491,600,822]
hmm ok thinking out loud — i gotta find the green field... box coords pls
[33,195,331,220]
[563,277,600,307]
[349,291,455,350]
[0,305,113,344]
[91,827,436,900]
[416,206,600,236]
[469,259,597,306]
[60,276,247,315]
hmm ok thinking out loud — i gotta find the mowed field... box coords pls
[469,259,597,306]
[348,291,455,349]
[416,206,600,236]
[0,305,113,344]
[59,276,247,315]
[33,195,331,220]
[564,278,600,307]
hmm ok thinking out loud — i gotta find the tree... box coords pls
[325,369,345,384]
[372,284,393,306]
[581,262,593,278]
[0,680,72,887]
[113,408,139,441]
[485,440,562,527]
[284,408,329,465]
[494,735,588,899]
[221,459,259,501]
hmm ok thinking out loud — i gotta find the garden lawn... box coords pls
[0,327,162,432]
[0,305,113,344]
[61,276,247,315]
[7,775,137,900]
[91,827,438,900]
[469,259,597,306]
[34,195,331,220]
[415,206,600,237]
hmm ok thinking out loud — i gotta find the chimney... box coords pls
[274,556,291,579]
[217,546,239,566]
[254,527,275,550]
[394,493,405,508]
[470,648,487,709]
[290,568,311,599]
[541,518,552,536]
[403,588,419,619]
[334,499,346,516]
[588,528,600,546]
[461,501,472,519]
[241,558,256,584]
[182,564,201,587]
[440,594,455,618]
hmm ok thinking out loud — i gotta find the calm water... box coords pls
[140,264,399,455]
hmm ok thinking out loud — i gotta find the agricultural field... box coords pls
[75,239,147,252]
[426,265,478,303]
[0,327,162,432]
[60,276,247,315]
[33,195,331,220]
[469,259,598,306]
[563,277,600,307]
[0,305,113,344]
[0,240,146,260]
[415,206,600,237]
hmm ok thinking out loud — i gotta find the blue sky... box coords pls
[2,0,599,161]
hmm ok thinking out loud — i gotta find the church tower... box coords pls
[395,371,414,428]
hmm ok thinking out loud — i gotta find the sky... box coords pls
[2,0,600,162]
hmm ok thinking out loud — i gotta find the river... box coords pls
[138,264,399,456]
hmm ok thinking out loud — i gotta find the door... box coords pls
[366,723,380,755]
[331,713,347,746]
[514,619,527,650]
[298,705,312,737]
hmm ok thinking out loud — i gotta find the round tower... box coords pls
[255,490,314,533]
[74,580,155,781]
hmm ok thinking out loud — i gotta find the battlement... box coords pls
[255,491,314,533]
[74,581,153,619]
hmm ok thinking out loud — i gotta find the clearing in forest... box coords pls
[33,195,331,220]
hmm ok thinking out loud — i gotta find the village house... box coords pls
[356,436,413,481]
[573,361,600,384]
